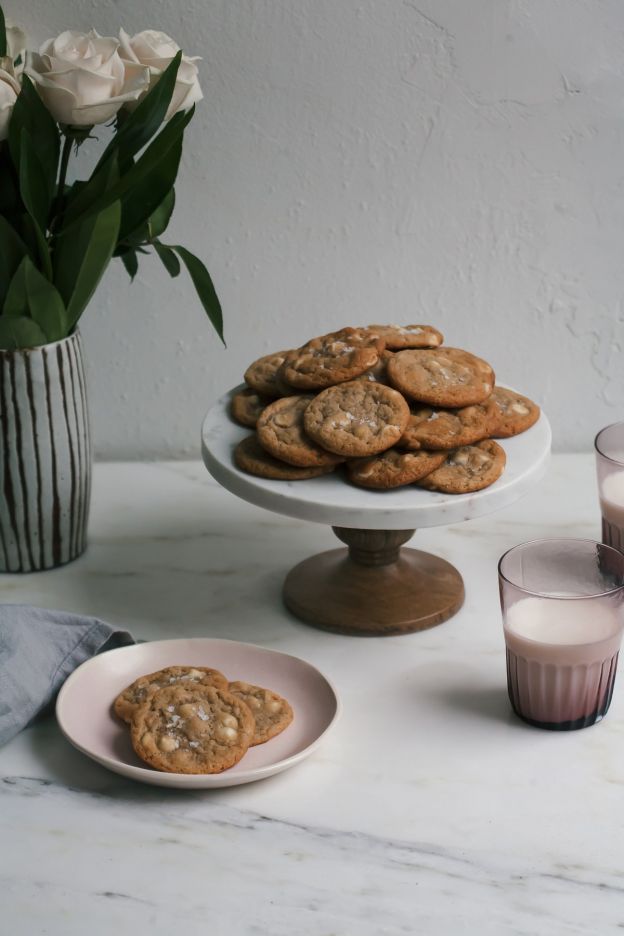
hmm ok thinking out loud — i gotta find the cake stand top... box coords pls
[201,386,551,530]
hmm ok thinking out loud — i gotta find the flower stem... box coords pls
[55,132,73,229]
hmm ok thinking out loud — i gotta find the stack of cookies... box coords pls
[230,326,540,494]
[114,665,293,775]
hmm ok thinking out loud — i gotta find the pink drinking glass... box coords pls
[498,538,624,730]
[595,422,624,552]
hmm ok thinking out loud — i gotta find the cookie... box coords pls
[230,388,268,428]
[303,380,410,457]
[228,681,293,745]
[256,395,344,467]
[490,386,540,438]
[358,349,394,385]
[131,684,255,774]
[387,348,495,407]
[244,350,293,398]
[398,399,498,451]
[417,439,506,494]
[234,434,336,480]
[347,448,447,489]
[114,665,229,725]
[367,324,443,350]
[280,327,384,390]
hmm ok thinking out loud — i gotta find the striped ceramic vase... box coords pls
[0,331,92,572]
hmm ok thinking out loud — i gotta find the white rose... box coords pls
[25,29,149,126]
[6,25,26,75]
[0,58,20,142]
[119,29,202,120]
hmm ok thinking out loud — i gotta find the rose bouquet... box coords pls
[0,8,223,350]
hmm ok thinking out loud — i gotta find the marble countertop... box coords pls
[1,455,622,935]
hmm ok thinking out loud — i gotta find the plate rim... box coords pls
[56,637,342,787]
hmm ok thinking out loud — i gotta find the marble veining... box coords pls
[0,456,623,935]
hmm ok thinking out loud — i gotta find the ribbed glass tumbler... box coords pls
[595,422,624,553]
[498,538,624,730]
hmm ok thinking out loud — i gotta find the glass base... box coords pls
[511,704,609,731]
[506,649,619,731]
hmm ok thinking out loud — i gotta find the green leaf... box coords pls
[153,241,180,277]
[0,7,6,59]
[96,52,182,172]
[123,188,176,247]
[148,189,176,239]
[18,128,50,232]
[24,258,67,341]
[0,316,47,350]
[119,249,139,281]
[19,212,51,278]
[170,245,224,343]
[9,76,60,201]
[54,200,121,331]
[3,255,28,317]
[63,107,193,230]
[0,213,29,308]
[63,151,119,227]
[118,137,182,242]
[0,146,21,219]
[4,256,67,341]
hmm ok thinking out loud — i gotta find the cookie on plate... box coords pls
[114,665,228,725]
[230,388,269,428]
[303,380,410,457]
[228,681,293,745]
[244,350,293,398]
[280,327,384,390]
[234,434,336,480]
[416,439,506,494]
[387,348,494,407]
[490,386,540,438]
[131,684,255,774]
[367,324,443,350]
[347,448,446,489]
[399,399,498,451]
[256,395,344,467]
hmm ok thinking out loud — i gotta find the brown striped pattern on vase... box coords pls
[0,331,91,572]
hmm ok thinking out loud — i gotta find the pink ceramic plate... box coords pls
[56,638,341,789]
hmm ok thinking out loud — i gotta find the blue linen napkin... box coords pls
[0,604,134,747]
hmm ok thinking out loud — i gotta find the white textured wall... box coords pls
[15,0,624,456]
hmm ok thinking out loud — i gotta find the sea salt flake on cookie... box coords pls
[303,380,410,457]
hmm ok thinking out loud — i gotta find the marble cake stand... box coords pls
[201,388,552,636]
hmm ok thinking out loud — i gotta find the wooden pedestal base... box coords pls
[283,527,465,636]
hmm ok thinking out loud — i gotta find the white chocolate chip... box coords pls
[158,735,179,753]
[511,402,530,414]
[221,714,239,728]
[217,725,238,741]
[267,700,282,713]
